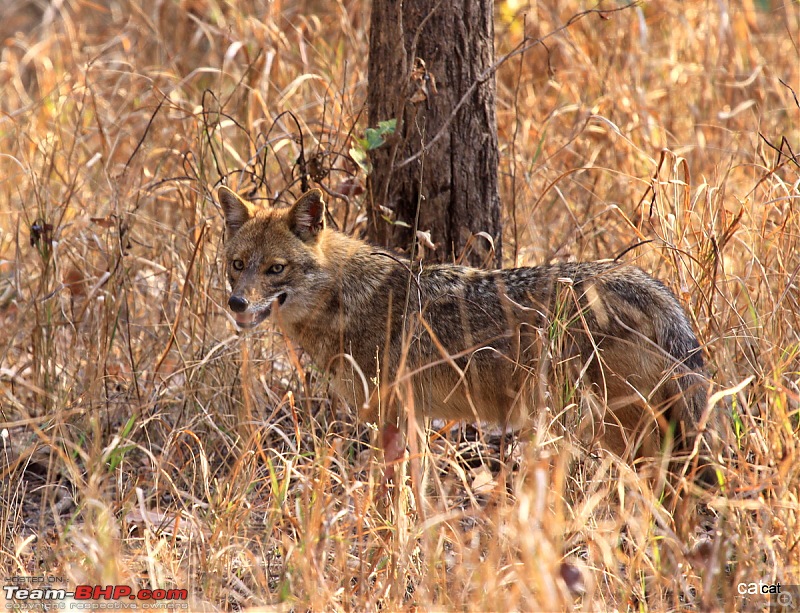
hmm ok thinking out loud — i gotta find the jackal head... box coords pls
[218,187,327,328]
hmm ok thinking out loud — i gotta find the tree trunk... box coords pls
[367,0,501,266]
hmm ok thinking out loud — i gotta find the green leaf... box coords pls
[364,128,385,150]
[381,216,411,228]
[377,118,397,134]
[350,119,398,175]
[107,445,135,472]
[120,413,137,438]
[363,119,397,151]
[349,146,371,174]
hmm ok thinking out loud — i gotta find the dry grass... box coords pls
[1,0,798,610]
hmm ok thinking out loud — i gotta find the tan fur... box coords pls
[219,187,709,464]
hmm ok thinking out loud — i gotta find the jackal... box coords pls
[219,187,710,469]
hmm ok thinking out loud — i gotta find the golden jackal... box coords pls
[219,187,709,468]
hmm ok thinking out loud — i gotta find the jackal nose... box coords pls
[228,295,249,313]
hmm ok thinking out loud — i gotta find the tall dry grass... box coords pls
[0,0,798,610]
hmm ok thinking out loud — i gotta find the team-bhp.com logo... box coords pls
[4,584,189,609]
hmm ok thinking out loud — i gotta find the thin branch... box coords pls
[395,2,639,170]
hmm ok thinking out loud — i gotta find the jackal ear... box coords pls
[288,189,326,241]
[218,187,255,237]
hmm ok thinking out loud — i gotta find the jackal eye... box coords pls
[231,259,244,271]
[267,263,285,275]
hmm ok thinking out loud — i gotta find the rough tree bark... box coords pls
[367,0,501,266]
